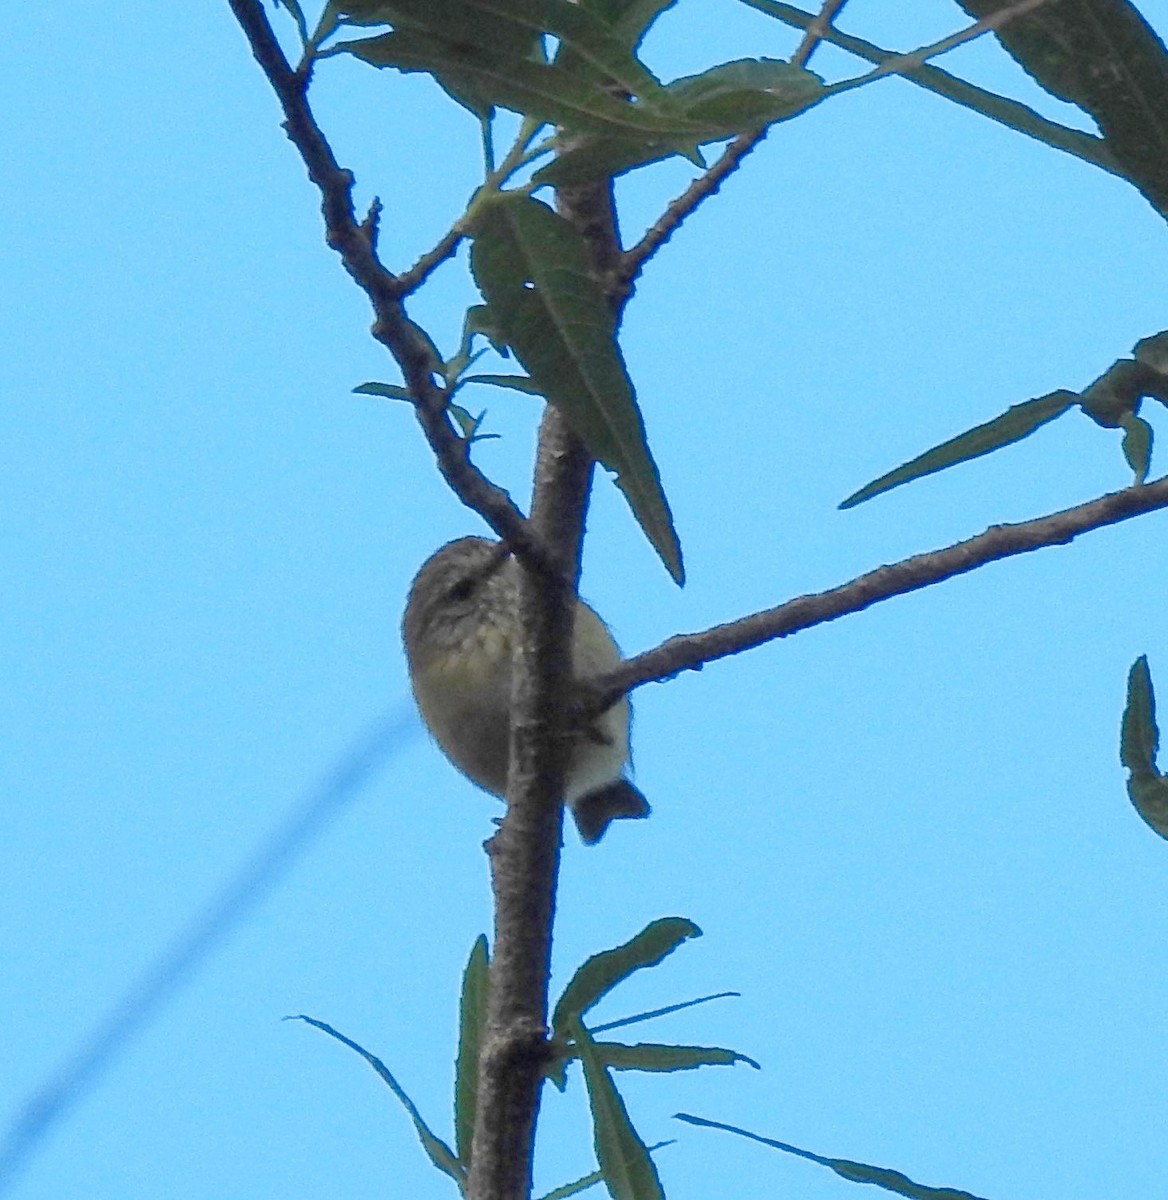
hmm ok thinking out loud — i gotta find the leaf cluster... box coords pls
[294,918,754,1199]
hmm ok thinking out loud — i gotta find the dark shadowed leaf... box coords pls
[551,918,701,1037]
[291,1015,464,1186]
[675,1115,991,1200]
[574,1020,666,1200]
[1119,411,1153,482]
[587,1041,759,1072]
[454,935,489,1166]
[1121,657,1168,840]
[470,193,683,581]
[1134,329,1168,378]
[953,0,1168,219]
[840,390,1076,509]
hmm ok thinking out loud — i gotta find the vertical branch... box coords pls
[466,180,613,1200]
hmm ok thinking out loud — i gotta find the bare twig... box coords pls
[589,475,1168,710]
[396,226,465,295]
[791,0,852,67]
[617,0,851,293]
[226,0,548,566]
[826,0,1053,96]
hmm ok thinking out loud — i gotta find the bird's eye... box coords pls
[446,577,475,603]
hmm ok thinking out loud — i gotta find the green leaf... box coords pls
[1120,657,1168,840]
[591,990,740,1034]
[551,918,701,1038]
[675,1115,991,1200]
[469,193,683,582]
[535,59,822,186]
[952,0,1168,221]
[668,58,825,131]
[462,372,546,395]
[454,935,489,1166]
[839,390,1076,509]
[291,1015,464,1186]
[586,1041,759,1072]
[574,1019,666,1200]
[1119,411,1153,483]
[353,380,413,400]
[338,31,712,137]
[1122,656,1159,774]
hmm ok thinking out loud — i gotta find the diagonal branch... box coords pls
[591,475,1168,709]
[226,0,546,565]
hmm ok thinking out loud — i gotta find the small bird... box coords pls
[402,536,649,843]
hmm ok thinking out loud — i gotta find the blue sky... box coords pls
[4,2,1168,1198]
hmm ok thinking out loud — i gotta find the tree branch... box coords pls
[466,178,612,1200]
[592,475,1168,708]
[226,0,545,564]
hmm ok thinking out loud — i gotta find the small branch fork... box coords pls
[227,0,548,566]
[590,474,1168,712]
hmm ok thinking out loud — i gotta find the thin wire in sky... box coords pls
[0,705,419,1195]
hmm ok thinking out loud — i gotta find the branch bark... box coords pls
[591,474,1168,710]
[466,179,615,1200]
[226,0,546,566]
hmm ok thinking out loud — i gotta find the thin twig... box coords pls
[396,226,465,295]
[226,0,548,567]
[791,0,852,67]
[589,475,1168,710]
[826,0,1053,96]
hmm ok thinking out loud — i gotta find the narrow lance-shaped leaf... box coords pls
[839,390,1077,509]
[584,1041,760,1072]
[573,1018,666,1200]
[454,935,489,1167]
[470,193,683,582]
[1120,656,1168,841]
[463,372,546,396]
[291,1016,464,1186]
[591,990,740,1034]
[675,1115,992,1200]
[551,918,700,1036]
